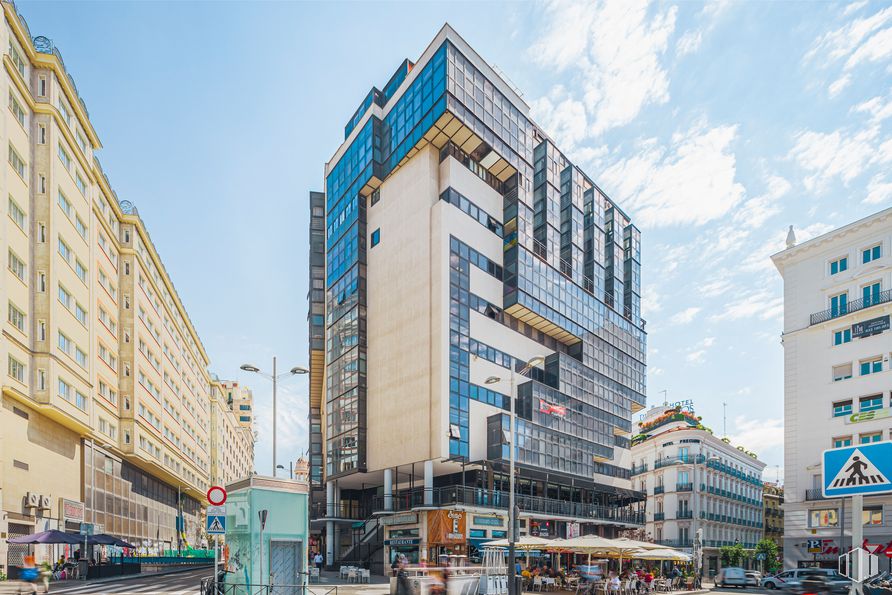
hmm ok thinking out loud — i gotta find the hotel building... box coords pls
[772,207,892,568]
[0,0,251,574]
[631,406,766,576]
[309,25,647,572]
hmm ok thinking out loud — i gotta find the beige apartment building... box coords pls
[219,379,254,430]
[0,0,252,575]
[210,379,254,487]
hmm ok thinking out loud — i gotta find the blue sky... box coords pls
[19,0,892,481]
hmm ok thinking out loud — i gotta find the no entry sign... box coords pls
[207,486,227,506]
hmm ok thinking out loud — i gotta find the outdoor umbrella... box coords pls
[8,530,83,545]
[555,535,618,574]
[482,535,555,567]
[90,534,136,548]
[629,548,691,562]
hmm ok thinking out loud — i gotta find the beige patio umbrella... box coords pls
[630,548,692,562]
[555,535,619,571]
[482,535,556,567]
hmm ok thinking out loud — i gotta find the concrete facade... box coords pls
[772,207,892,568]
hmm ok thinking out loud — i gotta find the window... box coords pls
[57,99,71,126]
[57,331,72,355]
[863,244,882,264]
[37,124,46,145]
[58,143,71,170]
[864,506,884,526]
[58,190,72,217]
[8,91,25,127]
[75,216,87,240]
[76,174,87,196]
[9,42,25,77]
[8,249,25,281]
[833,436,852,448]
[833,363,853,381]
[38,76,47,97]
[75,260,87,283]
[76,132,87,155]
[834,328,852,345]
[75,347,87,368]
[8,143,26,178]
[863,282,881,306]
[38,174,46,194]
[370,189,380,206]
[860,357,882,376]
[831,293,848,317]
[371,228,381,247]
[8,355,25,383]
[8,196,25,229]
[37,368,46,390]
[75,303,87,326]
[38,320,45,341]
[8,301,25,333]
[58,285,72,309]
[37,223,45,242]
[860,432,882,444]
[860,395,883,412]
[37,272,46,293]
[58,237,72,263]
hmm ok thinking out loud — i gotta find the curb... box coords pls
[49,565,212,592]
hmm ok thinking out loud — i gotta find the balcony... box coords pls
[677,510,693,519]
[677,483,694,492]
[654,486,665,495]
[656,540,693,548]
[371,485,644,526]
[806,488,828,501]
[654,512,665,521]
[810,289,892,326]
[630,463,649,476]
[310,501,372,521]
[654,455,705,470]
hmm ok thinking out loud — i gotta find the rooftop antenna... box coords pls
[660,389,668,406]
[776,465,780,484]
[723,402,728,437]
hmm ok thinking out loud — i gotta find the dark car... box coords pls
[787,569,851,595]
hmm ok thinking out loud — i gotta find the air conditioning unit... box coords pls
[39,496,51,510]
[25,492,39,508]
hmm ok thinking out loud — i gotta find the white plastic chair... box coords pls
[533,576,543,592]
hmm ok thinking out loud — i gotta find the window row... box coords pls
[832,354,888,381]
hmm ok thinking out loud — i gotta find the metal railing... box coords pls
[654,512,665,521]
[806,488,828,501]
[630,463,648,475]
[810,289,892,325]
[372,485,644,525]
[655,540,692,548]
[676,511,693,519]
[310,501,372,520]
[439,142,505,195]
[676,483,694,492]
[654,486,665,495]
[199,579,333,595]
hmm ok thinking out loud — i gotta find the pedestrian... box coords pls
[314,551,324,572]
[396,558,412,595]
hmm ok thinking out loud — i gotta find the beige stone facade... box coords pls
[0,0,250,572]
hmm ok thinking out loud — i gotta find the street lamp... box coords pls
[241,357,308,476]
[276,463,293,479]
[485,355,545,595]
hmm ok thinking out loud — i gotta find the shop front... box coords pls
[384,513,422,565]
[425,510,467,562]
[468,514,506,562]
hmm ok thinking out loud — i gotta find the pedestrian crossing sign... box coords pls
[823,441,892,498]
[207,514,226,534]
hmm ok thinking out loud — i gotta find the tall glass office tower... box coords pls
[309,25,646,572]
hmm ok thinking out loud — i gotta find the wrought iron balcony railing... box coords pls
[810,289,892,326]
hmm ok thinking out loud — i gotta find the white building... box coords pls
[772,207,892,568]
[631,405,766,576]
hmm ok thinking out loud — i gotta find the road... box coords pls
[709,588,772,595]
[48,568,211,595]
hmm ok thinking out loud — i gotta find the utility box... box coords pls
[224,475,310,588]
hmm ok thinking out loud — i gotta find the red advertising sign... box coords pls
[538,399,567,417]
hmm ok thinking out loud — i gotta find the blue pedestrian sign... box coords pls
[207,514,226,534]
[823,441,892,498]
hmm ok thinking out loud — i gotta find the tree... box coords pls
[755,539,781,572]
[720,543,747,567]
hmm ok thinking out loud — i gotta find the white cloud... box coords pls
[676,30,702,58]
[650,366,665,377]
[641,285,664,316]
[685,349,706,364]
[711,290,784,322]
[530,85,589,152]
[806,5,892,65]
[828,74,851,97]
[599,123,745,227]
[844,1,868,17]
[789,125,880,191]
[865,174,892,204]
[853,89,892,122]
[531,0,677,134]
[670,306,701,325]
[727,415,784,453]
[733,175,790,229]
[701,277,734,298]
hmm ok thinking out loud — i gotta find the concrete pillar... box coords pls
[424,460,434,506]
[326,520,334,567]
[326,481,335,517]
[384,468,393,511]
[333,523,341,565]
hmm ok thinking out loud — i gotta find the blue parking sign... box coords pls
[823,441,892,498]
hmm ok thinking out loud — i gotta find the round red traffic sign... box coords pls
[207,486,227,506]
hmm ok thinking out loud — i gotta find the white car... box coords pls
[717,567,748,588]
[745,572,763,587]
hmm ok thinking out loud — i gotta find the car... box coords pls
[717,567,748,588]
[745,571,763,587]
[761,569,851,591]
[788,570,852,595]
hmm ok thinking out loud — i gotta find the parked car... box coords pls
[745,571,763,587]
[717,567,748,588]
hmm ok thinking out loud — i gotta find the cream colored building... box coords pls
[772,208,892,568]
[0,0,249,574]
[210,379,254,487]
[219,379,254,430]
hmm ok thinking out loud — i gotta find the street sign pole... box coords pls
[852,494,863,595]
[214,535,218,585]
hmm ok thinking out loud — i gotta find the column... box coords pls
[333,524,342,566]
[384,468,393,512]
[424,460,434,506]
[326,481,335,517]
[325,520,334,568]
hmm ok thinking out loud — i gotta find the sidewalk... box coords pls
[47,565,211,593]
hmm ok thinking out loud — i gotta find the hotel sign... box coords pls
[853,315,890,338]
[846,409,892,425]
[60,498,84,522]
[382,513,418,526]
